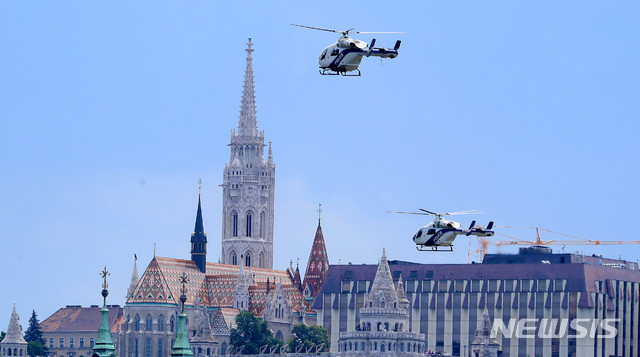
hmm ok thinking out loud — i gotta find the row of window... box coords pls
[131,338,227,357]
[339,340,424,353]
[230,211,266,238]
[342,277,568,294]
[48,337,94,349]
[128,314,175,332]
[230,250,264,268]
[2,347,25,356]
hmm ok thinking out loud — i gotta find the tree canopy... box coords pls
[0,331,5,343]
[229,311,282,354]
[24,310,47,357]
[287,324,330,353]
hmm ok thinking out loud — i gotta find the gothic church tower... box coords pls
[221,39,275,269]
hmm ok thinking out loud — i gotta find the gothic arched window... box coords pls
[145,315,153,331]
[246,211,252,237]
[259,211,265,238]
[134,314,140,331]
[231,252,237,265]
[232,211,238,237]
[245,252,251,267]
[169,315,174,332]
[157,315,164,331]
[259,251,264,268]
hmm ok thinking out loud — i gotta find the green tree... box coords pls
[287,324,330,353]
[24,311,47,357]
[0,331,6,342]
[229,311,282,354]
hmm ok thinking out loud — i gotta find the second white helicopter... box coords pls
[291,24,402,76]
[389,209,495,251]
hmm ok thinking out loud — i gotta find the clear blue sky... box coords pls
[1,1,639,328]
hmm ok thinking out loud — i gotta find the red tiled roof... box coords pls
[41,306,123,333]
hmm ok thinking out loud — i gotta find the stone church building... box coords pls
[117,39,326,357]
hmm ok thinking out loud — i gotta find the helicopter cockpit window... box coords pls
[320,49,328,61]
[427,229,436,235]
[331,48,340,56]
[415,230,423,238]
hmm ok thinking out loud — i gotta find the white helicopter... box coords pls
[389,209,494,252]
[291,24,402,76]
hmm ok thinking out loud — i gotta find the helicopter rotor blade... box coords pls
[354,31,405,34]
[418,208,438,215]
[387,211,429,216]
[290,24,341,34]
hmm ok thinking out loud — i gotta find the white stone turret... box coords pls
[221,38,275,269]
[1,305,28,357]
[232,258,250,311]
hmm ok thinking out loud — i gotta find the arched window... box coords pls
[157,315,164,331]
[259,251,265,268]
[145,315,153,331]
[134,315,141,331]
[157,339,163,357]
[259,212,265,238]
[246,211,252,237]
[145,339,151,357]
[381,301,385,308]
[231,252,237,265]
[232,211,238,237]
[221,343,227,355]
[170,315,174,332]
[245,252,251,267]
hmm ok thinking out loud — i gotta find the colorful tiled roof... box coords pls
[302,222,329,299]
[128,257,309,316]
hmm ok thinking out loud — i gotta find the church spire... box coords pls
[92,267,116,357]
[191,180,207,273]
[302,205,330,301]
[237,38,258,137]
[126,254,139,298]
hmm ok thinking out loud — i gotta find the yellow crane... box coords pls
[467,226,640,263]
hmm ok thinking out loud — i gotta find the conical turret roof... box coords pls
[237,38,258,137]
[365,249,398,308]
[302,219,329,299]
[2,304,27,345]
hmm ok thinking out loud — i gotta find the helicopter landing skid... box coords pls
[319,69,340,76]
[319,68,361,76]
[417,246,454,252]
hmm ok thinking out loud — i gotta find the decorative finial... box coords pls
[289,259,293,270]
[317,203,322,222]
[134,253,137,262]
[179,273,189,296]
[179,272,188,312]
[296,258,299,268]
[198,178,202,195]
[101,267,110,290]
[246,38,254,56]
[153,243,157,257]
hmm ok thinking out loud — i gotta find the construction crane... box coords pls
[467,226,640,263]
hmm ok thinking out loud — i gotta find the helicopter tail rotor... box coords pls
[466,221,476,236]
[366,39,376,57]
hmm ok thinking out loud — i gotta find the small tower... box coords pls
[293,261,303,293]
[302,204,330,301]
[0,304,28,357]
[191,182,207,274]
[233,257,250,311]
[171,274,193,357]
[92,267,116,357]
[471,308,501,357]
[126,254,139,298]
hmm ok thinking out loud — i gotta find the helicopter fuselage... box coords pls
[413,218,495,251]
[318,36,400,75]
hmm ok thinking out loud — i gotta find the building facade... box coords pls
[220,38,275,270]
[41,305,123,357]
[315,246,640,357]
